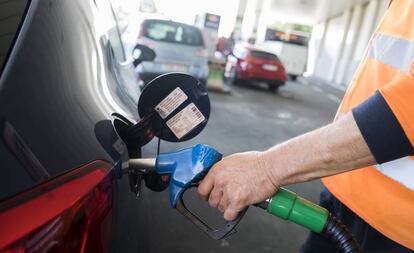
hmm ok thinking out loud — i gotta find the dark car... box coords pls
[225,44,288,91]
[0,0,163,252]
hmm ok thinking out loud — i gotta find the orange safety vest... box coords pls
[323,0,414,250]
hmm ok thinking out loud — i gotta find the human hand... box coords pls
[197,151,279,221]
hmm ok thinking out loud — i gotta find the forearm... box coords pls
[261,113,376,186]
[199,83,414,220]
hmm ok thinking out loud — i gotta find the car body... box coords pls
[0,0,160,252]
[258,41,307,81]
[136,19,209,86]
[225,44,288,91]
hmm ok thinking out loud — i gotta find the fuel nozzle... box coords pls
[122,158,156,173]
[124,144,246,240]
[124,145,362,252]
[155,144,222,207]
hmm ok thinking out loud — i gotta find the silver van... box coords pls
[136,19,209,86]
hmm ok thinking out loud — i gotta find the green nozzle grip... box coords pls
[267,188,329,233]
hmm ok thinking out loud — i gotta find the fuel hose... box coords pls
[257,188,362,253]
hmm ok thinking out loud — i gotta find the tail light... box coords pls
[0,161,114,253]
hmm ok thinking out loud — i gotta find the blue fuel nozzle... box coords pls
[147,145,359,246]
[152,144,247,240]
[155,144,222,207]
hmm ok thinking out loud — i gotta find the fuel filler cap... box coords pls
[138,73,210,142]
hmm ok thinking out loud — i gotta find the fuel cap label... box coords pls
[138,73,210,142]
[155,87,188,119]
[166,103,205,139]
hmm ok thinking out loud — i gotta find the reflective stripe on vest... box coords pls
[367,33,414,190]
[375,158,414,191]
[368,33,414,73]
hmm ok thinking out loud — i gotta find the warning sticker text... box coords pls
[155,87,188,119]
[166,103,205,139]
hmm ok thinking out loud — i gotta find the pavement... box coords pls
[137,79,345,253]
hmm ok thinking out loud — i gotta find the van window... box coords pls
[143,20,203,46]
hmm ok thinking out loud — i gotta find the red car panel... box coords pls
[239,55,287,81]
[0,160,114,253]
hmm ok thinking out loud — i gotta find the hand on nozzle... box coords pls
[197,151,279,221]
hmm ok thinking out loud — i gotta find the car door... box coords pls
[0,0,152,252]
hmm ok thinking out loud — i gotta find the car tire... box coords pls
[290,75,298,81]
[268,83,279,92]
[228,67,240,85]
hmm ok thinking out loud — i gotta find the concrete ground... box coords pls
[140,79,344,253]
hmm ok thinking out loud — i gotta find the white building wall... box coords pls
[334,7,362,85]
[241,0,265,41]
[309,0,389,87]
[306,22,326,76]
[241,0,258,40]
[350,2,379,67]
[313,12,350,81]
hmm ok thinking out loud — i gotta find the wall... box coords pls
[313,11,351,81]
[308,0,389,88]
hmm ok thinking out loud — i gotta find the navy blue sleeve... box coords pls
[352,91,414,164]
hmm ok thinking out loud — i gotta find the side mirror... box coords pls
[132,44,156,67]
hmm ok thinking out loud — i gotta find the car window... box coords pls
[250,50,279,61]
[0,0,28,75]
[143,20,203,46]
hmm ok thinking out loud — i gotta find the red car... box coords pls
[225,45,288,91]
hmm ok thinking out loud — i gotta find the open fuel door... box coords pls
[112,72,211,194]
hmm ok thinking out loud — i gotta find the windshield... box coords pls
[142,20,203,46]
[250,50,279,61]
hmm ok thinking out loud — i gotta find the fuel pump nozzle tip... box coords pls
[122,158,157,174]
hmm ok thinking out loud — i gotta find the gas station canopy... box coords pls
[267,0,371,25]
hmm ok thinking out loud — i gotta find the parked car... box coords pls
[257,28,310,81]
[225,44,288,91]
[136,19,209,87]
[0,0,161,252]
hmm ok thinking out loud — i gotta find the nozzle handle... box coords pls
[153,144,246,240]
[176,184,247,240]
[155,144,223,207]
